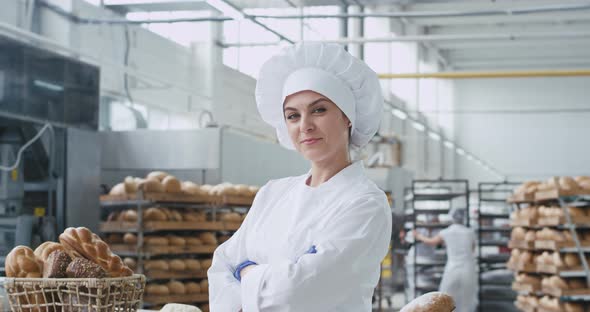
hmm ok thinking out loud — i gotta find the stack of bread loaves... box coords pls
[108,171,260,200]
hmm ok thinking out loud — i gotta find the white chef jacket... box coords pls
[208,161,392,312]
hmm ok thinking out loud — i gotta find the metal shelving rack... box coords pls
[99,190,251,310]
[406,179,470,297]
[477,182,521,312]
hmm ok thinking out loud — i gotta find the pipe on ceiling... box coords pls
[378,69,590,79]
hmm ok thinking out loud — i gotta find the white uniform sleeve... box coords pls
[240,194,392,312]
[208,185,268,312]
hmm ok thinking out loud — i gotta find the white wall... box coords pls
[454,76,590,183]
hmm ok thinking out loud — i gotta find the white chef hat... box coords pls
[255,42,384,150]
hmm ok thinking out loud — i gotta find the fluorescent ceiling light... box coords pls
[428,131,441,141]
[466,154,474,161]
[475,159,483,166]
[412,121,425,132]
[391,108,408,120]
[206,0,244,20]
[33,80,64,92]
[456,148,465,155]
[443,141,455,149]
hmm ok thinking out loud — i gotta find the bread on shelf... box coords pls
[145,260,169,271]
[162,176,182,194]
[146,284,170,296]
[169,259,187,271]
[167,280,186,295]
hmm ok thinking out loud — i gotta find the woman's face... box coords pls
[283,90,351,163]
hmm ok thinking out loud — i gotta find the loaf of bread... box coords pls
[201,259,212,270]
[181,181,206,196]
[399,292,455,312]
[564,253,582,268]
[123,233,138,245]
[519,251,533,265]
[59,227,133,277]
[167,236,186,247]
[144,207,168,221]
[552,252,565,268]
[162,176,182,193]
[524,230,536,242]
[6,246,42,278]
[514,181,540,194]
[568,279,586,290]
[105,233,123,244]
[146,284,170,296]
[109,183,127,196]
[139,178,164,193]
[146,171,169,181]
[185,237,203,247]
[43,250,72,278]
[121,209,138,222]
[560,177,581,191]
[200,279,209,294]
[515,274,541,287]
[184,211,207,222]
[221,212,242,223]
[184,259,201,271]
[33,242,65,267]
[66,257,106,278]
[219,234,231,244]
[169,259,187,271]
[198,233,218,246]
[539,296,559,309]
[508,249,520,266]
[145,236,168,246]
[169,209,184,222]
[248,186,260,196]
[123,176,139,194]
[201,304,210,312]
[520,207,538,220]
[535,251,553,265]
[144,260,169,271]
[548,276,568,289]
[123,257,137,271]
[167,280,186,295]
[234,184,249,196]
[185,282,201,294]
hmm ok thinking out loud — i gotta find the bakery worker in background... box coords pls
[413,208,478,312]
[207,42,392,311]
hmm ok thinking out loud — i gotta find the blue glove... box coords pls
[233,260,257,282]
[306,245,317,254]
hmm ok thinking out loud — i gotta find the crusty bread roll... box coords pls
[59,227,133,277]
[200,184,213,194]
[145,260,169,271]
[247,186,260,196]
[185,282,201,294]
[43,250,71,278]
[201,259,212,270]
[146,171,169,181]
[169,259,187,271]
[234,184,249,196]
[146,284,170,296]
[105,233,123,244]
[168,236,186,247]
[515,274,541,287]
[33,242,65,267]
[162,176,182,193]
[167,280,186,295]
[6,246,43,278]
[198,233,218,246]
[139,178,164,193]
[400,292,455,312]
[123,233,138,245]
[109,183,127,196]
[564,253,582,268]
[186,237,203,246]
[539,296,559,309]
[144,207,167,221]
[144,236,168,246]
[184,259,201,271]
[168,210,183,222]
[535,251,552,265]
[552,252,565,268]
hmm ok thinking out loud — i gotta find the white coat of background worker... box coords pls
[413,208,477,312]
[207,42,393,311]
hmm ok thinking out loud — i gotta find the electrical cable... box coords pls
[0,123,53,172]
